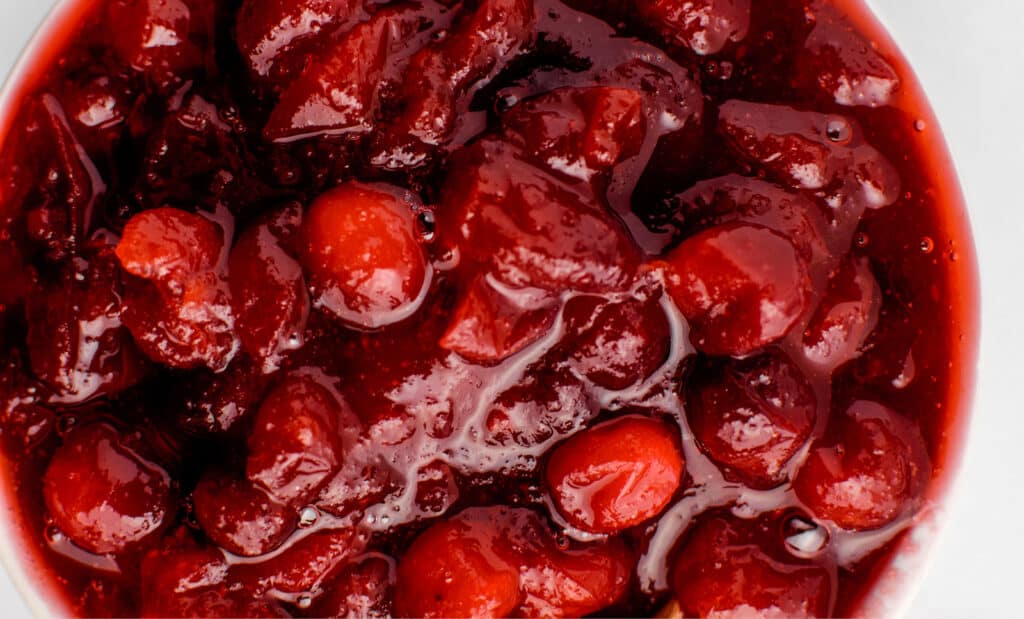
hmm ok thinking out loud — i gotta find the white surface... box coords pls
[0,0,1021,617]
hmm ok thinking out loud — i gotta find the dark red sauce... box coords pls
[0,0,978,616]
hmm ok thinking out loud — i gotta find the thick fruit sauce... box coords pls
[0,0,977,616]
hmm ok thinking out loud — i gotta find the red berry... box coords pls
[231,527,366,595]
[442,140,639,293]
[501,87,646,182]
[370,0,536,169]
[25,247,146,404]
[519,534,632,618]
[793,400,929,530]
[545,415,684,533]
[116,208,222,283]
[300,182,429,329]
[43,423,173,554]
[311,556,394,618]
[229,204,309,370]
[638,0,751,55]
[800,3,901,107]
[106,0,212,89]
[686,350,817,488]
[440,275,558,365]
[394,508,522,618]
[562,294,671,390]
[236,0,358,78]
[671,515,832,618]
[718,100,900,207]
[264,5,430,142]
[246,374,348,505]
[663,222,811,356]
[192,471,297,557]
[802,257,881,370]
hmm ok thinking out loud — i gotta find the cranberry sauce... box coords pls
[0,0,977,616]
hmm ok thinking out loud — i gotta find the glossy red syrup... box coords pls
[0,0,978,616]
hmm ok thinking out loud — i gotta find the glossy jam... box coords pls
[0,0,977,616]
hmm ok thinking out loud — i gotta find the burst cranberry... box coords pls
[519,535,632,618]
[265,5,430,142]
[671,515,832,618]
[803,257,881,370]
[440,275,558,365]
[228,204,309,370]
[442,140,639,293]
[231,527,366,595]
[663,222,811,356]
[25,247,145,404]
[192,472,297,557]
[794,400,929,530]
[637,0,751,55]
[500,87,646,182]
[106,0,212,88]
[235,0,358,79]
[371,0,536,169]
[312,556,394,618]
[562,294,671,390]
[300,182,429,329]
[394,509,522,618]
[246,374,348,505]
[546,415,683,533]
[116,208,222,282]
[486,368,596,450]
[800,2,901,107]
[686,350,817,488]
[43,423,173,554]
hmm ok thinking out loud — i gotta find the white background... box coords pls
[0,0,1021,617]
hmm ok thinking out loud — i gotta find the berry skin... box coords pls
[43,423,173,555]
[192,471,297,557]
[300,182,429,329]
[663,222,811,356]
[686,350,817,488]
[793,400,929,530]
[545,415,684,533]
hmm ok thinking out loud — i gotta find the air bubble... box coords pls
[296,594,312,610]
[854,232,869,248]
[919,237,934,254]
[56,415,77,436]
[914,119,927,132]
[44,525,65,544]
[783,516,829,557]
[298,506,319,528]
[416,210,436,241]
[431,29,449,43]
[826,117,852,143]
[495,93,519,114]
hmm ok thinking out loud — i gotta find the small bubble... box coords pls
[44,525,65,544]
[495,93,519,114]
[919,237,934,254]
[547,9,560,19]
[431,29,448,42]
[914,119,927,132]
[555,533,570,551]
[296,594,313,610]
[56,415,77,436]
[416,210,436,241]
[298,506,319,528]
[783,516,829,557]
[825,117,852,143]
[854,232,869,248]
[949,251,959,262]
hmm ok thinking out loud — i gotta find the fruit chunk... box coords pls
[500,87,646,182]
[394,506,631,618]
[312,556,394,618]
[671,514,832,618]
[637,0,751,55]
[800,2,900,107]
[246,374,348,505]
[370,0,536,168]
[718,100,901,208]
[117,208,238,371]
[264,5,432,142]
[300,182,429,329]
[562,294,671,390]
[236,0,358,78]
[440,275,557,365]
[192,472,297,557]
[685,350,817,488]
[441,140,639,293]
[486,369,596,450]
[106,0,213,88]
[802,257,881,370]
[663,222,811,357]
[545,415,684,533]
[43,423,172,554]
[231,527,366,595]
[229,204,309,371]
[25,246,145,404]
[793,400,929,530]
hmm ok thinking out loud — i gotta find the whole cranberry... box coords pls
[43,423,173,554]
